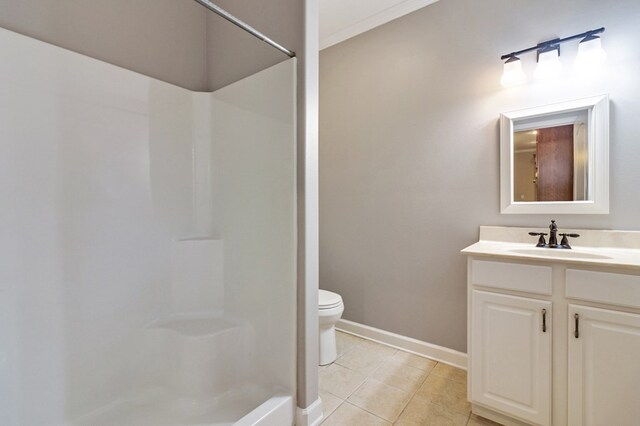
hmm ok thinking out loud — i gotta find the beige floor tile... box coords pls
[354,338,397,359]
[395,398,469,426]
[370,359,430,393]
[347,378,412,422]
[336,331,363,357]
[466,413,502,425]
[336,330,366,344]
[320,391,343,420]
[319,363,367,399]
[415,374,471,415]
[431,363,467,385]
[322,402,391,426]
[391,351,438,371]
[336,346,387,375]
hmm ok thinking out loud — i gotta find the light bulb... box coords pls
[575,35,606,73]
[534,48,562,80]
[501,56,526,87]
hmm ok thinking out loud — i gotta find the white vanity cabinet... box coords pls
[471,291,552,425]
[568,305,640,426]
[463,226,640,426]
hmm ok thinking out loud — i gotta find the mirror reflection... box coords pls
[513,110,588,202]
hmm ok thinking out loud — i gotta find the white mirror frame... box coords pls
[500,94,609,214]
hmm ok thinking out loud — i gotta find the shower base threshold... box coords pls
[76,383,283,426]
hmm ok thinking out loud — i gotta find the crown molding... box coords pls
[320,0,440,50]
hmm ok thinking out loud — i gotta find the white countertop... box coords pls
[461,226,640,270]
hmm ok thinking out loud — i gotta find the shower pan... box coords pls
[0,6,296,424]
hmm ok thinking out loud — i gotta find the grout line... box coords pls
[321,388,345,402]
[328,333,473,424]
[321,399,343,424]
[370,357,435,394]
[465,410,472,426]
[343,401,391,424]
[339,334,431,380]
[319,363,366,401]
[391,361,436,424]
[404,370,475,423]
[345,332,437,423]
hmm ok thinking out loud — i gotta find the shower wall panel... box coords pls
[0,26,296,424]
[0,26,200,424]
[212,59,297,393]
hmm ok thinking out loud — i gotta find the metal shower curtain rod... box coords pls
[192,0,296,58]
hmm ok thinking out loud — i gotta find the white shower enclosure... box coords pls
[0,27,296,425]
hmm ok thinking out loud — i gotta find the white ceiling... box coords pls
[319,0,440,50]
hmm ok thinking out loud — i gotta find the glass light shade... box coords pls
[575,36,606,71]
[534,49,563,80]
[501,57,526,87]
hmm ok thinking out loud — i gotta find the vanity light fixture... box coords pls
[500,55,527,87]
[575,32,607,72]
[534,45,562,80]
[500,27,605,87]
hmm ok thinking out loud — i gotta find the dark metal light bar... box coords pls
[500,27,605,60]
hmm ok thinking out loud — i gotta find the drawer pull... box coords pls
[574,313,580,338]
[542,309,547,333]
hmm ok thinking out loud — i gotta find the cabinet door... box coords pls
[568,305,640,426]
[471,291,552,426]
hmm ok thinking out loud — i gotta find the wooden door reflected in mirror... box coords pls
[513,121,588,203]
[537,125,574,201]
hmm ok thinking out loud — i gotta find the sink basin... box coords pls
[509,248,613,260]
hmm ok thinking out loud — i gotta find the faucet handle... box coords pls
[529,232,548,247]
[559,233,580,249]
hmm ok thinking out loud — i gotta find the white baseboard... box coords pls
[336,319,467,370]
[295,397,323,426]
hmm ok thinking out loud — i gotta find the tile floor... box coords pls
[319,331,500,426]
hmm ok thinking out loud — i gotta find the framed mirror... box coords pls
[500,94,609,214]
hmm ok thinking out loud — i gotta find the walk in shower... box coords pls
[0,4,297,424]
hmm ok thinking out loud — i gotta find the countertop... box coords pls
[461,226,640,271]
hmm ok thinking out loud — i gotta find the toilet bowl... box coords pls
[318,289,344,365]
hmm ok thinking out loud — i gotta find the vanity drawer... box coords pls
[471,260,552,295]
[566,269,640,309]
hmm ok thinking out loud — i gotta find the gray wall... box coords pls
[319,0,640,352]
[0,0,208,91]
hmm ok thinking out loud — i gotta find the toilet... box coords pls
[318,289,344,365]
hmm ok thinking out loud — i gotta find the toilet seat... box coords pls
[319,289,343,310]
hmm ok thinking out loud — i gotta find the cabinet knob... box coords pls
[542,309,547,333]
[574,313,580,338]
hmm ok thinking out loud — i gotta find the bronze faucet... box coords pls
[549,220,559,248]
[529,220,580,249]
